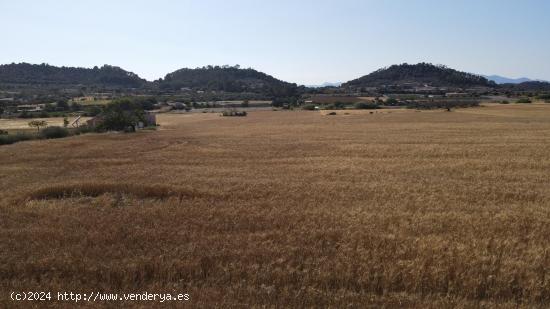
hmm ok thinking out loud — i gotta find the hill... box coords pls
[343,63,496,89]
[500,81,550,92]
[158,65,299,97]
[0,63,147,88]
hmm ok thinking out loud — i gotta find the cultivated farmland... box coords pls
[2,103,550,307]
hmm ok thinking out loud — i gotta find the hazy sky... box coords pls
[1,0,549,85]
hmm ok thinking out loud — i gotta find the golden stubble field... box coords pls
[1,104,550,308]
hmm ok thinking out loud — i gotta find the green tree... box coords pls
[44,103,56,112]
[28,120,48,132]
[57,100,70,111]
[99,99,145,131]
[70,102,81,111]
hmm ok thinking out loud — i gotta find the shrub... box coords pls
[18,111,32,118]
[323,102,346,110]
[385,98,399,105]
[405,100,480,110]
[0,133,35,145]
[354,102,379,109]
[516,98,532,103]
[85,106,102,116]
[499,100,510,104]
[41,126,69,139]
[302,104,317,110]
[71,125,95,135]
[73,125,94,135]
[173,103,186,110]
[537,94,550,100]
[39,111,50,118]
[327,112,337,115]
[0,129,7,135]
[221,110,247,117]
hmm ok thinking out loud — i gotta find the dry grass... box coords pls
[2,104,550,307]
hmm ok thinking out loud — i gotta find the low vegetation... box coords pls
[301,104,317,110]
[221,109,247,117]
[0,126,70,145]
[354,102,379,109]
[0,132,34,145]
[40,126,69,139]
[516,98,532,103]
[405,99,480,109]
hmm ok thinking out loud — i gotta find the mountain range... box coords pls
[305,82,342,88]
[1,62,549,93]
[482,75,547,84]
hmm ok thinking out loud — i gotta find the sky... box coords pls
[1,0,549,85]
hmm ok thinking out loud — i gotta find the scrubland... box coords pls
[0,117,90,132]
[2,104,550,308]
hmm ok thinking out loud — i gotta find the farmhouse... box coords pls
[166,101,188,110]
[16,104,44,112]
[86,111,157,129]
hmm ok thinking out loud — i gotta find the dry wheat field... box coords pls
[2,104,550,308]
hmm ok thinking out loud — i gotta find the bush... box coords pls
[405,99,480,110]
[516,98,532,103]
[354,102,379,109]
[499,100,509,104]
[0,133,35,145]
[221,110,247,117]
[0,129,7,135]
[323,102,346,110]
[73,126,94,135]
[18,111,32,118]
[74,126,90,134]
[41,126,69,139]
[385,98,399,105]
[84,106,102,116]
[173,103,186,110]
[537,94,550,100]
[302,104,317,110]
